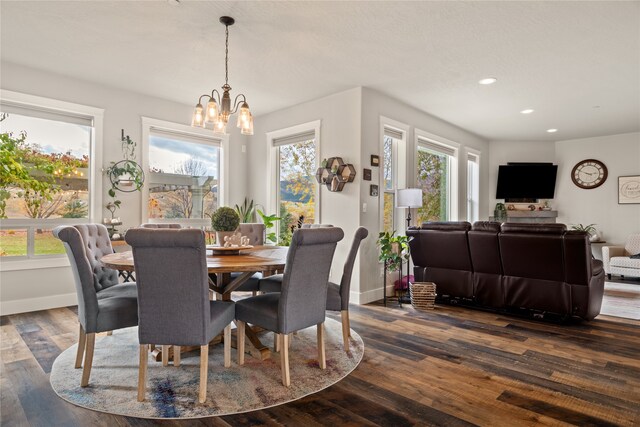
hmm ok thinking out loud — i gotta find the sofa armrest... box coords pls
[591,259,603,276]
[602,245,625,273]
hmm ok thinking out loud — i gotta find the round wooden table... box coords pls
[100,245,289,360]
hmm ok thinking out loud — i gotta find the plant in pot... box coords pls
[257,209,281,244]
[210,207,240,245]
[377,231,410,297]
[571,223,601,242]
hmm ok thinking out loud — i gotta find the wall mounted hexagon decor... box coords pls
[315,157,356,192]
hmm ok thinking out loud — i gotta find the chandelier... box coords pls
[191,16,253,135]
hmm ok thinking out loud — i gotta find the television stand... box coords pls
[490,210,558,223]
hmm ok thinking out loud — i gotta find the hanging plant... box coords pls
[104,130,145,221]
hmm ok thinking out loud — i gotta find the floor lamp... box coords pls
[395,188,423,304]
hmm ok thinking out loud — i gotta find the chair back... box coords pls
[301,224,333,229]
[279,227,344,334]
[140,223,182,229]
[237,223,265,246]
[53,224,118,331]
[339,227,368,309]
[125,228,211,346]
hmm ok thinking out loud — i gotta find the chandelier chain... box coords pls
[225,23,229,85]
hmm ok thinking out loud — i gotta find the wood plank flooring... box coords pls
[1,302,639,427]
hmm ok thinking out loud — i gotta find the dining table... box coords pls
[100,245,289,361]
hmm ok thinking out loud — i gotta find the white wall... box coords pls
[555,132,640,244]
[0,62,248,314]
[247,87,362,295]
[359,88,490,302]
[488,140,556,213]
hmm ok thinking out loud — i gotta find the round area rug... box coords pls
[50,318,363,419]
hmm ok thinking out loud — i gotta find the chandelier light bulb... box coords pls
[191,103,204,127]
[205,100,219,124]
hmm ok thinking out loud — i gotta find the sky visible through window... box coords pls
[149,135,218,177]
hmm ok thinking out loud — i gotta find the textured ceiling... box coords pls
[1,1,639,141]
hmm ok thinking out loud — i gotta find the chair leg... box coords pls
[280,334,290,387]
[199,345,209,404]
[75,324,86,369]
[274,332,280,353]
[173,346,181,367]
[607,273,612,280]
[288,333,293,348]
[341,310,350,351]
[162,345,170,367]
[237,321,245,365]
[80,333,95,387]
[223,325,231,368]
[137,344,148,402]
[317,322,326,370]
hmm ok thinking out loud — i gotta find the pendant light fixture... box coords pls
[191,16,253,135]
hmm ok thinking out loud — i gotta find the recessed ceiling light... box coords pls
[520,109,535,114]
[547,128,558,133]
[478,77,497,85]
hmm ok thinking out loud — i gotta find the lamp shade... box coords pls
[396,188,423,208]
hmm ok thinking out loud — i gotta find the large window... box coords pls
[146,128,221,223]
[1,98,96,259]
[275,132,317,245]
[416,138,455,223]
[467,153,480,223]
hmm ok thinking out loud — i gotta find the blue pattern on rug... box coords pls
[152,378,179,418]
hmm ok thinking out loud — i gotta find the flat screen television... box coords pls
[496,163,558,200]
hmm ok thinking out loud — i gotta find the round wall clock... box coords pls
[571,159,608,189]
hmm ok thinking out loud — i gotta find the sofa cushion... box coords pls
[501,223,567,235]
[610,256,640,269]
[420,221,471,231]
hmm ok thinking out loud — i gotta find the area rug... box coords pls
[600,281,640,320]
[50,318,363,419]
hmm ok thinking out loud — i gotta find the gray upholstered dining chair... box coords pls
[210,223,266,295]
[125,228,235,404]
[259,227,368,351]
[53,224,138,387]
[140,223,182,229]
[235,227,344,387]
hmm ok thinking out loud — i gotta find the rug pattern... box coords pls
[50,318,363,419]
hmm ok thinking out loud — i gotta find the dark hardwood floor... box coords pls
[1,302,639,426]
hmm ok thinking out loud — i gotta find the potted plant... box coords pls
[234,198,255,223]
[571,223,601,242]
[377,231,410,296]
[210,207,240,245]
[257,209,281,244]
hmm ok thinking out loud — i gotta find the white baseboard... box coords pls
[351,285,395,305]
[1,293,77,316]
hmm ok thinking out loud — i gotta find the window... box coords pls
[1,95,99,260]
[467,153,480,223]
[146,127,221,225]
[382,128,401,233]
[416,137,455,223]
[274,130,317,245]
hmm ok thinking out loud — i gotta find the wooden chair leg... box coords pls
[199,345,209,403]
[137,344,148,402]
[317,322,326,370]
[80,333,95,387]
[341,310,350,351]
[274,332,280,353]
[173,346,181,367]
[162,345,170,367]
[280,334,290,387]
[288,333,293,348]
[75,324,86,369]
[223,325,231,368]
[237,321,245,365]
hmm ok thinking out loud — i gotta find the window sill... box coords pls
[0,256,70,272]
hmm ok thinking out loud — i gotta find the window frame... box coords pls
[266,120,321,235]
[379,117,409,234]
[414,128,459,222]
[0,89,104,270]
[466,150,480,223]
[141,116,228,228]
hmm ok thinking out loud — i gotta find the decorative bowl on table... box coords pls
[206,245,253,255]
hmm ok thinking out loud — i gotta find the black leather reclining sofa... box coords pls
[407,221,605,320]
